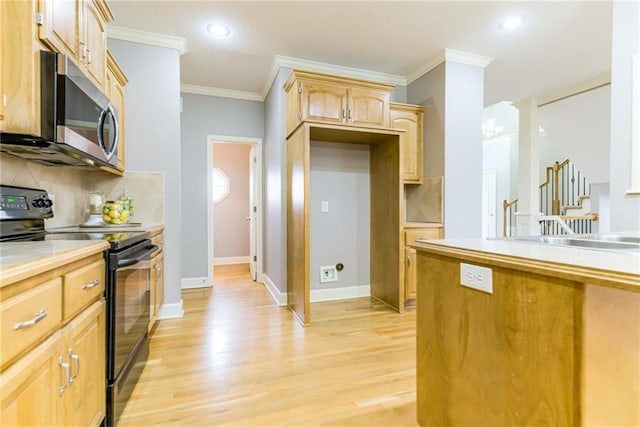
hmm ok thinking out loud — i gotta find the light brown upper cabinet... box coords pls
[1,0,42,136]
[390,103,424,184]
[106,50,127,172]
[284,70,394,136]
[38,0,113,90]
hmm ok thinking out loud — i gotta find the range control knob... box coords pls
[32,197,52,209]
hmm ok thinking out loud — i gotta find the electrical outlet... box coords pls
[321,201,329,212]
[319,265,337,283]
[460,263,493,294]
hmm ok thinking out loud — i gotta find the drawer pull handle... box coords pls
[58,356,71,395]
[14,309,47,330]
[81,279,100,290]
[69,349,80,383]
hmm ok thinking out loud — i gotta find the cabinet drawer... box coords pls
[151,234,164,255]
[0,278,62,370]
[63,260,105,321]
[405,228,442,245]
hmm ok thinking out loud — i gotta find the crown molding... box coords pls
[181,84,263,102]
[107,25,187,55]
[261,55,406,98]
[406,48,494,85]
[537,71,611,107]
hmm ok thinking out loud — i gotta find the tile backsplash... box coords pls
[1,154,163,228]
[405,176,443,223]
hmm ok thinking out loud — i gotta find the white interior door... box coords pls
[249,146,257,281]
[482,169,497,238]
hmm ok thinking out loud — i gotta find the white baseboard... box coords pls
[310,285,370,303]
[214,256,250,265]
[158,300,184,319]
[181,276,212,289]
[262,273,287,306]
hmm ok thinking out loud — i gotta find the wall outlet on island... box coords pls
[460,263,493,294]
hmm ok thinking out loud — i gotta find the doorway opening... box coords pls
[207,135,263,283]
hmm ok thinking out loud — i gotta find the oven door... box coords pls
[109,243,158,379]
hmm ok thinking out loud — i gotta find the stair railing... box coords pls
[502,198,518,237]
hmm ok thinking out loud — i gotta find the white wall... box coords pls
[108,39,183,307]
[483,135,517,237]
[310,141,370,293]
[539,85,611,184]
[213,143,251,258]
[609,1,640,231]
[443,62,485,238]
[180,93,263,279]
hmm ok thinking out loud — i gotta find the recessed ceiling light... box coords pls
[207,23,230,37]
[501,16,523,30]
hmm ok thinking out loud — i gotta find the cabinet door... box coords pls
[150,251,164,331]
[390,107,423,183]
[62,300,105,427]
[111,76,125,170]
[82,0,106,89]
[0,0,40,135]
[348,88,389,127]
[404,247,417,301]
[301,81,347,124]
[0,331,64,427]
[38,0,79,61]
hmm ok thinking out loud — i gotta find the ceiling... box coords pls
[107,1,613,106]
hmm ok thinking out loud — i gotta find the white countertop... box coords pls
[0,240,110,287]
[48,222,163,233]
[413,235,640,291]
[0,241,107,269]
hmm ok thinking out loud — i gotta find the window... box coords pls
[213,168,230,203]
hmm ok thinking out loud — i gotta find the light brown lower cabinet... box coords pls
[149,230,165,331]
[1,300,105,427]
[0,250,106,427]
[403,226,442,305]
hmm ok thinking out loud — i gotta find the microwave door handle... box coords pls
[104,104,118,160]
[117,245,159,268]
[97,104,118,161]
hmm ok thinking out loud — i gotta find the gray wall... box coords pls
[213,143,251,258]
[310,141,370,290]
[408,62,484,238]
[108,39,183,306]
[263,68,290,292]
[180,93,263,278]
[408,64,445,179]
[609,1,640,231]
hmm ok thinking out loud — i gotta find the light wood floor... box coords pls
[119,264,417,426]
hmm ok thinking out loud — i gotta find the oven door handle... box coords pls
[117,244,159,268]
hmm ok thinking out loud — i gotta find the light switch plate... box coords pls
[321,201,329,212]
[460,263,493,294]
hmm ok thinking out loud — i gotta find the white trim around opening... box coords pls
[206,135,264,286]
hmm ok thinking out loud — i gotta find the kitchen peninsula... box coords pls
[413,236,640,426]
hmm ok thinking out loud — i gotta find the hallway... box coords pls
[119,264,417,426]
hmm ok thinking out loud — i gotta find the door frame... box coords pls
[207,135,264,283]
[482,169,497,238]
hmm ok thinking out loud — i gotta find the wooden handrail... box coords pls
[559,213,599,221]
[502,198,519,237]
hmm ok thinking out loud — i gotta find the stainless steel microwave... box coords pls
[0,50,119,168]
